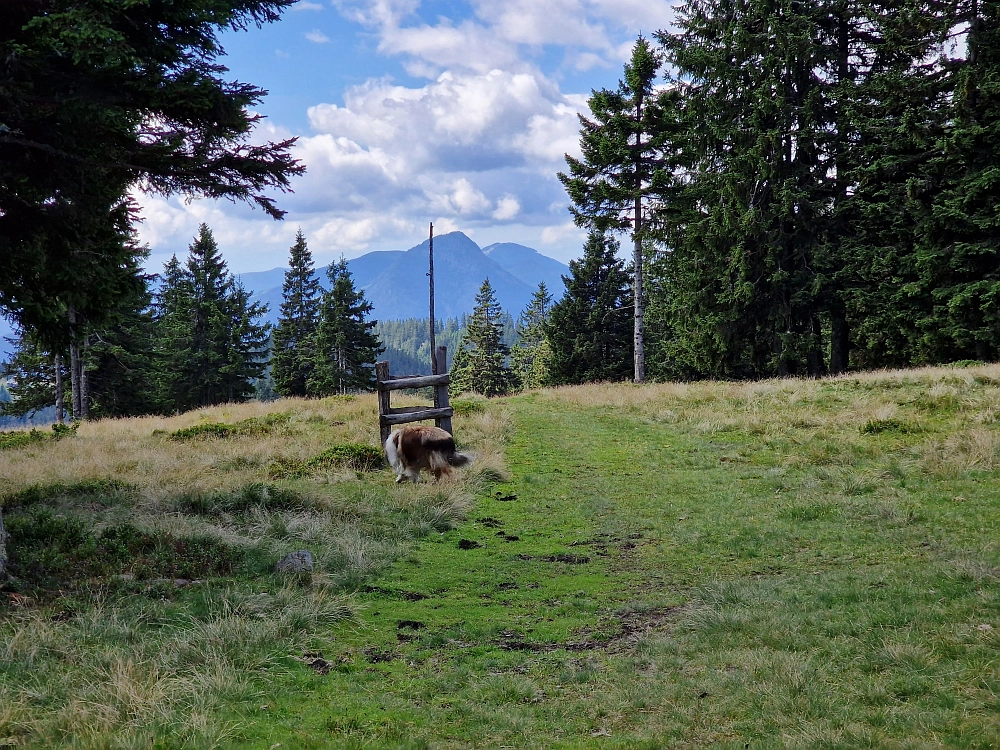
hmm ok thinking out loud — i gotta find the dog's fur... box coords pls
[384,425,472,482]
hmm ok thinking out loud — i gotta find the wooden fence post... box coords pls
[376,349,454,452]
[376,360,391,446]
[435,346,452,435]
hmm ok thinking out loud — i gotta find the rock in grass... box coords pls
[276,550,314,574]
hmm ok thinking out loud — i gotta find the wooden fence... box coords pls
[376,345,453,445]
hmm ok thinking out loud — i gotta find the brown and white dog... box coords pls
[384,425,472,482]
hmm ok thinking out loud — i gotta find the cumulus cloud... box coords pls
[493,195,521,221]
[305,29,330,43]
[134,1,679,271]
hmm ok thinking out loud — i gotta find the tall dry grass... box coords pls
[0,393,510,748]
[535,364,1000,478]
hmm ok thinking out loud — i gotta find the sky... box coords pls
[136,0,678,274]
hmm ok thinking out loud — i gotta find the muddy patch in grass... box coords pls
[494,604,687,654]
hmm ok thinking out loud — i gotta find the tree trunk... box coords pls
[633,93,646,384]
[68,306,81,419]
[830,308,850,374]
[54,352,64,424]
[79,335,90,420]
[0,507,7,581]
[807,315,825,377]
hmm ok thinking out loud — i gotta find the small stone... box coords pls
[276,550,314,574]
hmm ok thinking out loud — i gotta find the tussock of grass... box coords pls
[0,422,76,451]
[0,392,499,747]
[2,477,137,509]
[167,411,291,441]
[268,442,385,478]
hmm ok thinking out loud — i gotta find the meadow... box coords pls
[1,365,999,748]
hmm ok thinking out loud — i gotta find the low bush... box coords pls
[168,412,290,441]
[175,483,312,516]
[0,422,77,451]
[5,510,258,590]
[861,418,922,435]
[268,443,384,478]
[2,478,137,509]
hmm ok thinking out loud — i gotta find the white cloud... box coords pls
[135,1,681,272]
[305,29,331,43]
[492,195,521,221]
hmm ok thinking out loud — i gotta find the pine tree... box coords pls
[545,233,632,385]
[511,282,553,390]
[308,259,383,395]
[450,279,516,397]
[559,36,669,383]
[271,230,322,396]
[220,281,270,403]
[154,225,269,411]
[1,328,65,420]
[152,254,195,412]
[909,1,1000,362]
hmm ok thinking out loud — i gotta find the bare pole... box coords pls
[428,222,437,376]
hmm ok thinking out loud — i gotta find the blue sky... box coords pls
[136,0,677,273]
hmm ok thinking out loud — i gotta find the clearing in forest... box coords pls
[1,367,999,748]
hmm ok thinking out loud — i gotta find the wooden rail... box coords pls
[376,346,453,445]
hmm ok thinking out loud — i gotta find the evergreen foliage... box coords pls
[546,233,632,385]
[0,0,302,345]
[271,231,322,397]
[154,225,269,411]
[560,37,668,383]
[511,283,553,389]
[451,279,517,397]
[308,259,383,396]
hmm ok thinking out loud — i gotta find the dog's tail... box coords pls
[384,431,402,472]
[447,451,472,467]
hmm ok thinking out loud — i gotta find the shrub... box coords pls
[452,396,487,416]
[6,509,259,590]
[168,413,290,441]
[861,418,921,435]
[2,478,138,510]
[267,443,384,478]
[307,443,384,472]
[175,483,312,516]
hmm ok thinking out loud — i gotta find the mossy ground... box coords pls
[2,368,1000,748]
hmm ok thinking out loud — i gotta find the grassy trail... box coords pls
[237,384,1000,749]
[3,372,999,748]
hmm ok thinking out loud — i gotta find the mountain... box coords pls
[0,233,569,361]
[483,242,569,297]
[238,232,568,326]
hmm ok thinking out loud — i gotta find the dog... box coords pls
[384,425,472,482]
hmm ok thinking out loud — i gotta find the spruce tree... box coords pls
[545,233,632,385]
[909,1,1000,362]
[152,254,195,412]
[511,282,553,390]
[450,279,516,397]
[221,281,270,403]
[560,36,669,383]
[308,259,383,395]
[154,225,269,411]
[271,230,322,396]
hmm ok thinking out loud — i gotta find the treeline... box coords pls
[375,316,516,376]
[560,3,1000,381]
[1,226,383,419]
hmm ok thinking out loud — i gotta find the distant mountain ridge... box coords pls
[0,232,569,361]
[238,231,569,327]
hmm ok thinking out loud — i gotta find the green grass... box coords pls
[3,370,1000,747]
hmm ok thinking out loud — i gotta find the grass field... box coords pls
[2,367,999,748]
